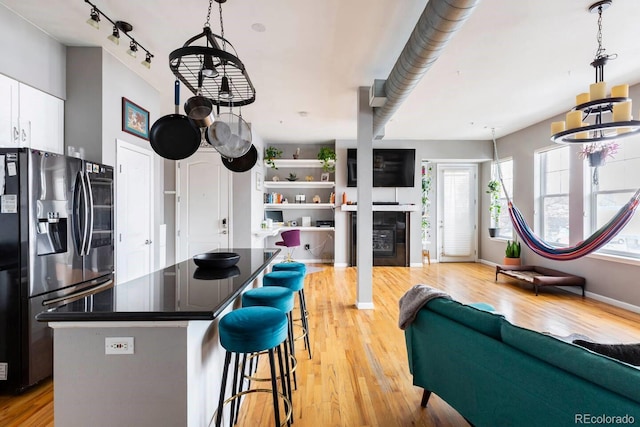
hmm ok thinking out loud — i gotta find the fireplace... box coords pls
[349,211,410,266]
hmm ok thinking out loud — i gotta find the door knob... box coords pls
[145,239,152,245]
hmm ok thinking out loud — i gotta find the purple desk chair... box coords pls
[275,229,301,262]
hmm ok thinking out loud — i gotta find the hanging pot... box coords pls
[206,112,252,159]
[149,80,201,160]
[183,71,215,128]
[221,144,258,173]
[588,151,606,167]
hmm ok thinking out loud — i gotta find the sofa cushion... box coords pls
[425,298,504,340]
[573,340,640,366]
[501,321,640,404]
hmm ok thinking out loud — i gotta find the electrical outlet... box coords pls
[304,244,310,250]
[105,337,134,355]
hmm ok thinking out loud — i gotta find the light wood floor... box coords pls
[2,263,640,426]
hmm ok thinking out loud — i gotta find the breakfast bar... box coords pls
[36,248,279,427]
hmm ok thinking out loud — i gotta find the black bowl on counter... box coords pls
[193,266,241,280]
[193,252,240,269]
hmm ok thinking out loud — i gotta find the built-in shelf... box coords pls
[265,159,335,169]
[253,226,334,238]
[265,203,335,210]
[264,181,335,189]
[340,204,419,212]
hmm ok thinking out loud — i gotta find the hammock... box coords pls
[492,130,640,261]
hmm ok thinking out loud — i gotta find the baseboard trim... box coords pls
[356,302,375,310]
[333,263,349,268]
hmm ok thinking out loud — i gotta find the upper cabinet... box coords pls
[0,73,64,154]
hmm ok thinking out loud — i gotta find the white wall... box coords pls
[481,83,640,308]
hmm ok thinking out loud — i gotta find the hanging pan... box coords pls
[149,80,200,160]
[183,71,215,128]
[221,144,258,173]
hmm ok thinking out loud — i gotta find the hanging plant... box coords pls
[578,142,619,167]
[264,146,283,169]
[421,163,433,242]
[317,147,336,172]
[486,179,502,230]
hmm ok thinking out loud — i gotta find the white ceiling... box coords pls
[2,0,640,144]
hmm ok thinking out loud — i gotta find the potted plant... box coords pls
[504,239,521,266]
[486,179,501,237]
[578,142,619,167]
[317,147,336,172]
[264,146,283,169]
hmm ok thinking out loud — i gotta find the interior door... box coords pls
[176,149,231,262]
[437,164,477,262]
[116,140,153,284]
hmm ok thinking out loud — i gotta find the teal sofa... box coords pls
[404,298,640,426]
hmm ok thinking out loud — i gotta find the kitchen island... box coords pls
[36,248,279,427]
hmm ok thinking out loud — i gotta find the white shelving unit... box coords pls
[265,159,335,169]
[262,156,336,263]
[264,203,335,210]
[264,181,335,189]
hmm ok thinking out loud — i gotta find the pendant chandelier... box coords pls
[550,0,640,144]
[169,0,256,107]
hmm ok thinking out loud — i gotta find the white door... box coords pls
[176,149,231,262]
[116,140,154,284]
[437,164,477,262]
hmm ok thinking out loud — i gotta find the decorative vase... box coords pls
[588,151,606,167]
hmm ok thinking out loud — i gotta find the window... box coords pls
[538,146,570,245]
[590,140,640,258]
[494,159,513,239]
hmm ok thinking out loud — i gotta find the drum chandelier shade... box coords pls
[551,0,640,144]
[169,0,256,107]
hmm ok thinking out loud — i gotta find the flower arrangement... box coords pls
[578,142,619,166]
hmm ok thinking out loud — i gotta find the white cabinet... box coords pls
[0,74,64,154]
[18,83,64,154]
[0,74,19,147]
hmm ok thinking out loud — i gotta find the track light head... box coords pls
[141,53,152,69]
[86,7,100,29]
[127,41,138,58]
[107,26,120,45]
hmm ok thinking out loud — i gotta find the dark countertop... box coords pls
[36,248,279,322]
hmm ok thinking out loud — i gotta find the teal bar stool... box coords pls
[272,261,306,276]
[263,270,312,359]
[215,306,291,427]
[241,286,297,406]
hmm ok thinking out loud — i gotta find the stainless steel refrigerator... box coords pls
[0,148,114,392]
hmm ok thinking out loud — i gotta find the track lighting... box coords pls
[107,25,120,45]
[127,41,138,58]
[83,0,154,69]
[86,7,100,29]
[141,52,152,69]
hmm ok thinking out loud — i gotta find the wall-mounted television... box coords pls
[347,149,415,187]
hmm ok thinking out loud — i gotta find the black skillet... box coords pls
[149,80,200,160]
[221,144,258,173]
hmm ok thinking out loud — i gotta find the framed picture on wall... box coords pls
[122,97,150,140]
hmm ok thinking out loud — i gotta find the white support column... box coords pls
[356,86,374,309]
